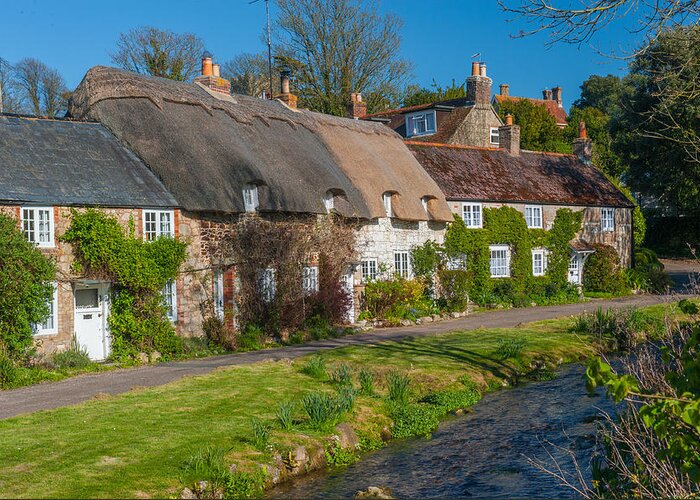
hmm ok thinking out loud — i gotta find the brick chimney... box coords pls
[499,83,509,97]
[573,121,592,164]
[194,51,231,95]
[466,61,492,107]
[542,88,553,100]
[498,113,520,156]
[346,92,367,119]
[552,86,563,107]
[276,69,298,109]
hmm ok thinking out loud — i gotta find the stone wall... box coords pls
[448,105,502,148]
[446,200,633,267]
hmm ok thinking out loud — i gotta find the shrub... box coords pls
[679,299,699,315]
[238,324,265,352]
[363,277,430,321]
[571,307,656,351]
[202,316,237,351]
[495,337,527,360]
[390,403,440,439]
[250,418,270,451]
[436,269,470,312]
[420,387,481,412]
[386,370,411,405]
[0,350,17,389]
[51,345,92,371]
[0,214,56,360]
[626,248,672,293]
[224,469,266,499]
[358,368,375,396]
[329,364,353,387]
[302,392,342,430]
[325,439,358,466]
[300,356,327,379]
[275,401,295,431]
[583,244,629,295]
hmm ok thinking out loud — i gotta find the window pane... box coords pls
[75,289,99,309]
[159,212,172,237]
[426,112,435,132]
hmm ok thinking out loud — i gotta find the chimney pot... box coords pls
[280,70,291,94]
[276,69,297,109]
[505,113,513,126]
[347,92,367,119]
[578,120,587,139]
[542,88,553,100]
[499,83,509,97]
[201,51,213,77]
[479,62,487,77]
[573,120,592,164]
[467,61,492,107]
[471,61,480,76]
[212,63,220,77]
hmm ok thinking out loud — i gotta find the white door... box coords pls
[342,268,355,323]
[568,255,581,285]
[74,284,110,361]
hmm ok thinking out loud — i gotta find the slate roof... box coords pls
[69,66,453,222]
[0,115,177,208]
[493,94,568,126]
[407,142,633,208]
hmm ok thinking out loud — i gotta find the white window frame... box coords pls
[35,282,58,335]
[323,192,334,213]
[162,279,177,322]
[360,259,378,283]
[243,184,260,213]
[257,268,276,303]
[143,209,174,241]
[302,265,319,295]
[490,127,500,145]
[532,248,548,277]
[601,208,615,232]
[446,254,468,271]
[462,203,482,228]
[525,205,543,229]
[213,270,225,320]
[394,251,410,278]
[383,193,394,218]
[21,206,55,248]
[489,245,511,278]
[405,110,437,137]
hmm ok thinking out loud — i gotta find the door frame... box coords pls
[73,281,111,361]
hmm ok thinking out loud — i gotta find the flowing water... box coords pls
[268,363,614,498]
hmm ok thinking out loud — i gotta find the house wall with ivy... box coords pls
[444,201,633,267]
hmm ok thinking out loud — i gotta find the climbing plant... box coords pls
[0,214,56,360]
[418,207,583,307]
[61,209,188,361]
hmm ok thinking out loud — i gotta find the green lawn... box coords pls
[0,302,688,498]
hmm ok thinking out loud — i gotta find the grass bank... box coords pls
[0,303,688,498]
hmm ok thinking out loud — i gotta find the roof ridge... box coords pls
[0,113,99,124]
[405,141,500,152]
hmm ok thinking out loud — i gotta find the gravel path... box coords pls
[0,293,683,420]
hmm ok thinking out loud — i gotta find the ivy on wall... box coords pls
[61,209,188,361]
[416,206,583,306]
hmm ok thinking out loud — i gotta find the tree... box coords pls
[0,57,21,114]
[0,214,56,359]
[497,98,569,152]
[402,79,466,107]
[110,26,205,81]
[221,52,276,98]
[12,58,69,117]
[616,26,700,215]
[273,0,412,115]
[572,74,632,118]
[499,0,700,56]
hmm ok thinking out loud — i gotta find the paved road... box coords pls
[662,258,700,292]
[0,293,684,420]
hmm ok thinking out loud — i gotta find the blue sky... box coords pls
[0,0,639,110]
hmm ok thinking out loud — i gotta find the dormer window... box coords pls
[382,192,394,218]
[242,184,259,212]
[490,127,499,145]
[405,110,436,137]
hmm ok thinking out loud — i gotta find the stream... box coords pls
[268,363,615,498]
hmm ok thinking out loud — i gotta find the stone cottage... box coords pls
[67,61,453,330]
[0,115,178,360]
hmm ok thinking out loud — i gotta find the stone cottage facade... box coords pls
[0,115,178,360]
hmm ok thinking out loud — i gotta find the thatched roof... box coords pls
[69,67,452,222]
[408,142,633,208]
[0,114,176,208]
